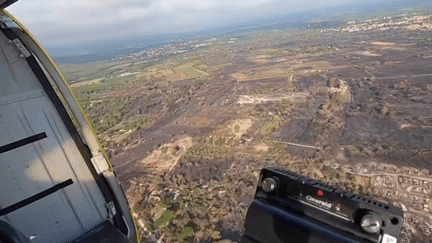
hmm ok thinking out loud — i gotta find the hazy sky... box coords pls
[6,0,389,46]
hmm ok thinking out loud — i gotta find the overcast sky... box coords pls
[7,0,391,46]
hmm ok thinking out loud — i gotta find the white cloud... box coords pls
[5,0,380,46]
[119,7,153,20]
[158,0,217,11]
[246,0,274,7]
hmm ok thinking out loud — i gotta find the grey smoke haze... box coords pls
[6,0,405,46]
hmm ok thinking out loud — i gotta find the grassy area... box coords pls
[173,65,209,79]
[260,116,282,135]
[73,92,154,144]
[166,91,184,104]
[163,52,206,68]
[196,63,231,72]
[59,60,130,82]
[139,177,234,242]
[184,136,238,160]
[143,61,209,82]
[72,76,137,101]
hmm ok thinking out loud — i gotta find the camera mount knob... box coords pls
[360,213,381,234]
[262,177,277,193]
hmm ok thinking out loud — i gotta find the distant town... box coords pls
[112,38,218,61]
[321,14,432,33]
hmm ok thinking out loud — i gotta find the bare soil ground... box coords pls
[68,18,432,243]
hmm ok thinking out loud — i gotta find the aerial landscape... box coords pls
[53,5,432,243]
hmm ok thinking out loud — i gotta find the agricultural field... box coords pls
[61,13,432,243]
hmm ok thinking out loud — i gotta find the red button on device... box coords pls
[318,190,323,196]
